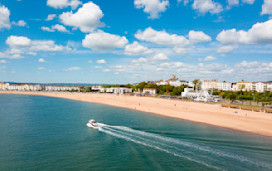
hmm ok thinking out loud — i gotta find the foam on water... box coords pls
[92,123,272,170]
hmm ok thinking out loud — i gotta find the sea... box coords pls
[0,94,272,170]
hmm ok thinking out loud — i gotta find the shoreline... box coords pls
[1,91,272,137]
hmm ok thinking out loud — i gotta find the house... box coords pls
[143,88,157,96]
[201,80,218,90]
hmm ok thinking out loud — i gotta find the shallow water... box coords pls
[0,94,272,170]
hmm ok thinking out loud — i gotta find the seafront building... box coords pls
[143,88,157,96]
[91,86,132,94]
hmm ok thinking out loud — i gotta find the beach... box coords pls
[1,91,272,137]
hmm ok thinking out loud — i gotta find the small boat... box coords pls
[87,119,99,128]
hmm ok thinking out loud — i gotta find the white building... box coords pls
[201,80,218,90]
[156,80,168,86]
[45,85,79,91]
[216,82,232,91]
[105,87,133,94]
[255,82,272,92]
[0,82,9,90]
[236,81,253,92]
[91,85,106,93]
[143,88,157,96]
[181,88,200,98]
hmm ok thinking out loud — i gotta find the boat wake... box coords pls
[89,122,272,170]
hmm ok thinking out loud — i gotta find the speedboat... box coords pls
[87,119,100,128]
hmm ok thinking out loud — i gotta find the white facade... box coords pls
[169,80,182,87]
[91,85,105,92]
[181,88,200,98]
[143,88,157,96]
[105,87,133,94]
[156,80,168,86]
[201,80,218,90]
[236,81,253,92]
[45,85,79,91]
[255,82,272,92]
[216,82,232,91]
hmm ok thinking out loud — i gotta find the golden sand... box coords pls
[1,91,272,137]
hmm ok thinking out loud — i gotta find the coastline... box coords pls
[1,91,272,137]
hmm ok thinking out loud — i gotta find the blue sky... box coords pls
[0,0,272,83]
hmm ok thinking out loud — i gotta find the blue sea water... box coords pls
[0,94,272,170]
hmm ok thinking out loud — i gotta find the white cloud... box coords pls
[27,52,37,56]
[135,27,189,47]
[12,20,27,27]
[88,60,92,63]
[0,52,23,59]
[261,0,272,15]
[0,5,10,30]
[52,24,69,33]
[217,45,237,53]
[192,0,223,14]
[41,26,54,32]
[38,67,46,70]
[199,55,217,61]
[102,69,111,72]
[131,57,148,64]
[124,41,153,56]
[217,19,272,44]
[242,0,255,4]
[6,36,31,47]
[38,58,46,63]
[160,61,184,68]
[63,67,81,71]
[82,30,128,50]
[42,24,70,33]
[46,14,56,21]
[96,59,106,64]
[30,40,72,52]
[47,0,82,9]
[0,60,8,63]
[227,0,239,6]
[173,47,188,54]
[151,53,169,61]
[188,30,211,43]
[134,0,169,19]
[60,1,104,33]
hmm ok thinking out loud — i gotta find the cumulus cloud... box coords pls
[124,41,153,56]
[96,59,106,64]
[12,20,27,27]
[227,0,239,6]
[88,60,92,63]
[151,53,169,61]
[46,14,57,21]
[0,5,11,30]
[47,0,82,9]
[60,1,104,33]
[217,19,272,45]
[192,0,223,14]
[30,40,72,52]
[160,61,184,68]
[38,58,46,63]
[188,30,212,43]
[0,60,8,63]
[131,57,148,64]
[134,0,169,19]
[261,0,272,15]
[82,30,128,50]
[242,0,255,4]
[6,36,31,47]
[42,24,70,33]
[63,67,81,71]
[198,55,217,61]
[135,27,189,47]
[217,45,237,53]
